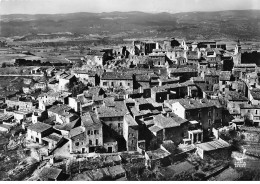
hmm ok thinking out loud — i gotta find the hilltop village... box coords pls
[0,38,260,180]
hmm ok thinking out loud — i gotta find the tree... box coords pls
[2,62,6,68]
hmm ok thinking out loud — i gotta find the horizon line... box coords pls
[1,8,260,16]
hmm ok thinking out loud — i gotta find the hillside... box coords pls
[1,10,260,40]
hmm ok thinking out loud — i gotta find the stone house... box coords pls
[48,104,78,124]
[167,67,198,83]
[6,97,36,112]
[219,71,232,94]
[68,126,86,153]
[27,122,53,144]
[96,102,127,136]
[240,104,260,123]
[58,73,77,91]
[123,114,139,151]
[151,82,199,103]
[145,147,171,169]
[165,98,220,138]
[148,113,190,145]
[226,91,249,118]
[81,112,103,153]
[196,139,231,160]
[249,88,260,105]
[100,72,133,90]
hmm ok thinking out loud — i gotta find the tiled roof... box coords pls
[69,126,85,138]
[196,139,230,151]
[81,111,102,128]
[146,148,171,160]
[28,122,52,133]
[153,114,180,128]
[130,107,151,117]
[97,104,127,118]
[168,67,197,73]
[149,125,163,133]
[168,112,188,125]
[108,165,125,177]
[101,72,132,80]
[42,133,62,143]
[135,74,150,82]
[48,104,73,116]
[124,114,138,127]
[39,167,62,180]
[54,118,80,131]
[165,98,216,110]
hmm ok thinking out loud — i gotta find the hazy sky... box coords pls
[0,0,260,14]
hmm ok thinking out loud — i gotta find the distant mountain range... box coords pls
[1,10,260,40]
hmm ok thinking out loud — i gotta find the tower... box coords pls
[233,40,241,65]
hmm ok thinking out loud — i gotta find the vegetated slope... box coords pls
[1,10,260,40]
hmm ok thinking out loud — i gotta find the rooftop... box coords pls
[153,114,180,129]
[196,139,230,151]
[146,148,171,160]
[219,71,232,81]
[27,122,52,133]
[101,72,132,80]
[69,126,85,138]
[124,114,138,127]
[165,98,216,110]
[81,111,102,128]
[48,104,73,116]
[42,133,62,143]
[108,165,125,177]
[97,105,127,118]
[39,166,62,181]
[149,125,163,133]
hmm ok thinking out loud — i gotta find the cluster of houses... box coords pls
[1,37,260,180]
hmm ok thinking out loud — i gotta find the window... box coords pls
[75,142,79,146]
[118,123,121,128]
[94,130,99,135]
[89,140,92,146]
[132,140,134,144]
[87,130,90,135]
[208,119,211,125]
[120,82,122,86]
[256,110,258,114]
[91,131,93,135]
[103,82,107,86]
[111,82,114,86]
[128,83,130,86]
[96,139,99,145]
[208,111,211,117]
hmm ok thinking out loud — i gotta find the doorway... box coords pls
[108,147,112,153]
[82,148,85,153]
